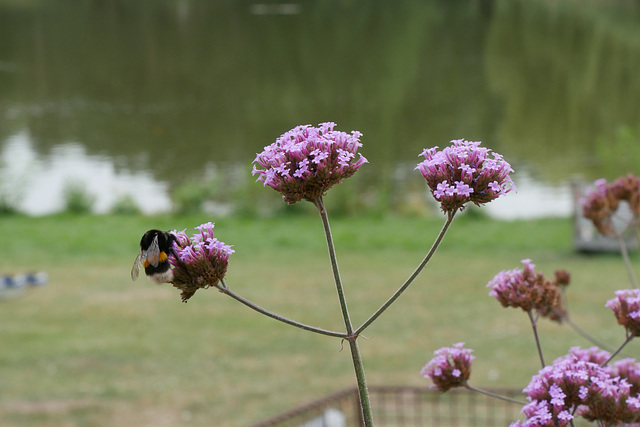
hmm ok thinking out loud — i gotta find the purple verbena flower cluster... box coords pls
[554,346,611,366]
[486,259,566,322]
[606,289,640,337]
[169,222,234,302]
[511,353,640,426]
[420,342,474,392]
[415,139,515,213]
[581,174,640,236]
[252,122,368,204]
[611,358,640,396]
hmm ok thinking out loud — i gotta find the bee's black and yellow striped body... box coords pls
[131,229,177,284]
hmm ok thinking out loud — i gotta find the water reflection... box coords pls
[486,0,640,179]
[249,3,301,15]
[484,171,573,220]
[0,132,171,215]
[2,130,575,218]
[0,0,638,217]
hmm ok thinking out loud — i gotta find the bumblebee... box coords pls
[131,229,177,284]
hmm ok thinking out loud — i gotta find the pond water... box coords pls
[1,0,639,218]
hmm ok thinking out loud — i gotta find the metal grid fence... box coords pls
[250,386,525,427]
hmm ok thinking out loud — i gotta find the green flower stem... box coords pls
[355,210,456,336]
[558,295,623,355]
[564,315,618,354]
[528,310,546,368]
[602,333,634,367]
[463,383,526,405]
[216,280,347,339]
[313,197,355,335]
[313,197,374,427]
[615,233,638,289]
[347,337,372,426]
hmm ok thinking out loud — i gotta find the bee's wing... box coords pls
[145,235,161,267]
[131,251,143,281]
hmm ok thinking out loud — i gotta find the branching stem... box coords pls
[528,310,546,368]
[564,316,618,354]
[615,233,638,289]
[313,197,373,427]
[217,280,347,339]
[463,383,526,405]
[355,211,456,335]
[602,333,635,367]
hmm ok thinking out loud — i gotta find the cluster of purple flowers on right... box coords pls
[415,139,515,213]
[606,289,640,337]
[418,170,640,426]
[500,287,640,425]
[421,343,640,426]
[425,259,640,426]
[510,349,640,426]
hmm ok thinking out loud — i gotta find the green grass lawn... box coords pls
[0,212,637,426]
